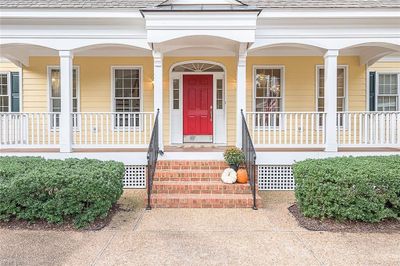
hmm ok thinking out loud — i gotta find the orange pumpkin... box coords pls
[236,168,248,184]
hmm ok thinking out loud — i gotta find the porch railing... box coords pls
[71,112,154,148]
[241,110,257,210]
[245,112,326,147]
[0,112,60,147]
[146,109,160,210]
[337,111,400,147]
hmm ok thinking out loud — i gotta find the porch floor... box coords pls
[1,147,399,153]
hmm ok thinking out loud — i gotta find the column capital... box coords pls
[59,50,73,58]
[324,49,339,58]
[152,51,163,66]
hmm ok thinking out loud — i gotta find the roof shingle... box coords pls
[0,0,399,9]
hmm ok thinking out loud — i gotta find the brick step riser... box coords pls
[156,166,229,171]
[153,178,227,182]
[154,172,222,180]
[157,161,228,167]
[149,199,262,208]
[152,186,252,195]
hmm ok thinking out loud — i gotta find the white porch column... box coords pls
[324,50,339,152]
[153,51,164,150]
[59,50,73,153]
[236,46,247,148]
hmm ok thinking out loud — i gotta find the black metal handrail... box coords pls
[146,109,160,210]
[241,109,257,210]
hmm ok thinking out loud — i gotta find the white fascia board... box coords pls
[0,8,143,19]
[144,12,258,30]
[144,11,258,43]
[258,8,400,19]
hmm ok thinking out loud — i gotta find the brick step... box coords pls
[152,181,252,194]
[157,160,229,171]
[154,169,224,181]
[149,193,263,208]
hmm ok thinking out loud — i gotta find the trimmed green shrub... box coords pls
[0,157,125,228]
[293,156,400,223]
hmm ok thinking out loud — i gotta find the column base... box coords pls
[324,144,338,152]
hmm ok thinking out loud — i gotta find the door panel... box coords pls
[183,75,213,136]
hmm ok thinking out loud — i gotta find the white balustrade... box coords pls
[245,112,326,147]
[71,112,154,148]
[0,112,60,147]
[337,112,400,146]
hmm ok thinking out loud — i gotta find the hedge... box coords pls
[293,156,400,223]
[0,157,125,228]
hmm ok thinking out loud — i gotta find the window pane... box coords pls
[115,89,123,97]
[51,69,61,97]
[73,99,78,112]
[173,100,179,109]
[115,69,123,79]
[378,96,397,111]
[318,98,324,112]
[337,98,345,112]
[115,78,123,89]
[52,99,61,112]
[123,79,131,89]
[255,98,281,112]
[0,96,9,112]
[132,88,140,98]
[0,74,7,97]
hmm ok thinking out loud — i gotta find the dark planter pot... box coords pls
[229,164,239,172]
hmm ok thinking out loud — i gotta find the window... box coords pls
[317,66,347,113]
[254,67,283,126]
[0,73,9,112]
[113,68,141,127]
[172,79,180,110]
[49,67,79,127]
[216,79,223,109]
[376,73,399,111]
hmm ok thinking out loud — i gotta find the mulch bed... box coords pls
[0,204,124,231]
[289,204,400,233]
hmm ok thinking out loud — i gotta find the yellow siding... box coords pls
[22,57,154,113]
[0,58,20,72]
[369,61,400,72]
[246,56,366,113]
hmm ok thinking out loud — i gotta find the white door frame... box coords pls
[169,60,227,145]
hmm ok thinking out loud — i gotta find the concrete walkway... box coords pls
[0,191,399,266]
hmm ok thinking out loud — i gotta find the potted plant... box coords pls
[223,147,245,171]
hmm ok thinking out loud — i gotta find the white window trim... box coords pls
[375,72,400,112]
[315,65,349,113]
[47,65,80,113]
[252,65,285,130]
[253,65,286,113]
[47,65,80,130]
[0,72,11,112]
[110,66,144,131]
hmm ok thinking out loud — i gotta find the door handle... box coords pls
[210,105,213,122]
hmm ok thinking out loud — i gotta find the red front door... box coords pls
[183,74,213,137]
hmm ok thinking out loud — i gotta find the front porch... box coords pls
[1,41,400,155]
[2,110,399,152]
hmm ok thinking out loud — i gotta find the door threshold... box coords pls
[183,135,213,143]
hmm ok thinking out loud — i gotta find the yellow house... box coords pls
[1,0,399,207]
